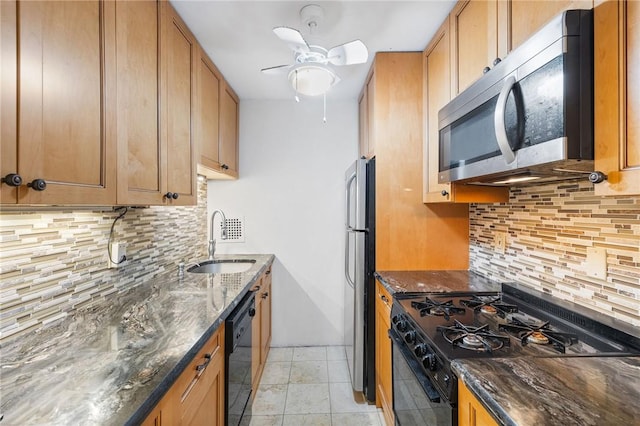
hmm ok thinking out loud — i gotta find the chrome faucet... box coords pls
[209,209,228,259]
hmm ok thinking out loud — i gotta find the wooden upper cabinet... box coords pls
[450,0,499,94]
[116,0,196,206]
[219,82,239,178]
[197,49,222,174]
[115,0,165,205]
[1,0,116,205]
[358,89,369,158]
[504,0,593,53]
[593,0,640,196]
[164,3,197,205]
[423,16,508,204]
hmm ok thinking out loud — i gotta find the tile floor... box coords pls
[244,346,385,426]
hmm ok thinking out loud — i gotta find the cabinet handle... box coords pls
[588,171,608,184]
[380,294,389,303]
[441,190,449,197]
[482,66,491,74]
[164,192,179,199]
[262,292,269,299]
[221,164,229,170]
[265,269,271,275]
[195,353,212,372]
[493,57,502,66]
[1,173,22,187]
[27,179,47,191]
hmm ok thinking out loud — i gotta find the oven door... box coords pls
[389,329,454,426]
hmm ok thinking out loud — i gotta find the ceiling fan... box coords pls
[261,5,369,98]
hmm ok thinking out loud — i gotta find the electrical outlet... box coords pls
[586,247,607,279]
[493,232,507,254]
[108,242,127,269]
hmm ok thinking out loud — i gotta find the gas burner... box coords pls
[460,295,518,318]
[410,298,466,321]
[499,317,578,353]
[437,320,511,353]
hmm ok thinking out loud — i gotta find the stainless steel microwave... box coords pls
[438,10,593,186]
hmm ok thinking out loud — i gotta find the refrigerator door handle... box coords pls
[345,171,357,229]
[344,230,355,288]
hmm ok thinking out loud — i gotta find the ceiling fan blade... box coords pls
[261,64,293,75]
[273,26,309,54]
[328,40,368,66]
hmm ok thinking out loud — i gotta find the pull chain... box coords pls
[323,92,327,123]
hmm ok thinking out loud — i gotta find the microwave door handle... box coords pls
[494,75,517,165]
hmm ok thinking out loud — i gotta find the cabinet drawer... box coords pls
[376,281,392,321]
[175,325,224,422]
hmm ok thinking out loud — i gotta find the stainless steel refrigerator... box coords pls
[344,157,375,402]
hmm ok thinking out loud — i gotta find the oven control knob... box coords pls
[443,374,451,385]
[396,320,408,332]
[414,344,428,357]
[403,331,416,344]
[422,354,437,371]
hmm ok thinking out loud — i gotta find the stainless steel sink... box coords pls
[187,259,256,274]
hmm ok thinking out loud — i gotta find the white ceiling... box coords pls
[170,1,456,101]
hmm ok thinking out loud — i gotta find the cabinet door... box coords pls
[197,49,222,173]
[219,82,239,178]
[506,0,593,52]
[178,325,225,426]
[251,277,263,392]
[458,379,498,426]
[450,0,498,94]
[3,0,116,205]
[366,72,376,158]
[424,18,453,203]
[116,0,165,205]
[1,0,18,204]
[375,280,393,425]
[594,0,640,196]
[358,90,369,158]
[423,16,508,204]
[260,270,272,366]
[164,3,196,205]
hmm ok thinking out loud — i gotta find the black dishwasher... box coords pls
[225,291,255,426]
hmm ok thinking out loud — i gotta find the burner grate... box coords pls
[437,320,511,353]
[460,295,518,318]
[499,317,578,353]
[411,297,466,321]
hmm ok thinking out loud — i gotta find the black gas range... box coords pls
[389,283,640,426]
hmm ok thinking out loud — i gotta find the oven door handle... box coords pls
[389,329,443,403]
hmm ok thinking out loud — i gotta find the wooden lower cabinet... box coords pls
[458,379,498,426]
[252,265,273,393]
[375,280,393,426]
[143,324,225,425]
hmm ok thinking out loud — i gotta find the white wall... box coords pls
[208,99,358,346]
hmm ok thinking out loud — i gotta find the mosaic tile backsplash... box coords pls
[470,181,640,327]
[0,179,208,344]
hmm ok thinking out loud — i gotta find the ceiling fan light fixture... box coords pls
[288,64,338,97]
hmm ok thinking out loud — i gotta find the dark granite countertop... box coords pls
[452,356,640,426]
[0,254,274,425]
[375,270,502,294]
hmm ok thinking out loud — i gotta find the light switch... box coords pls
[586,247,607,279]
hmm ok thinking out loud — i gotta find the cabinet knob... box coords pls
[588,171,608,184]
[221,164,229,170]
[493,57,502,66]
[262,292,269,299]
[27,179,47,191]
[172,192,179,199]
[1,173,22,187]
[482,66,491,74]
[441,190,449,197]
